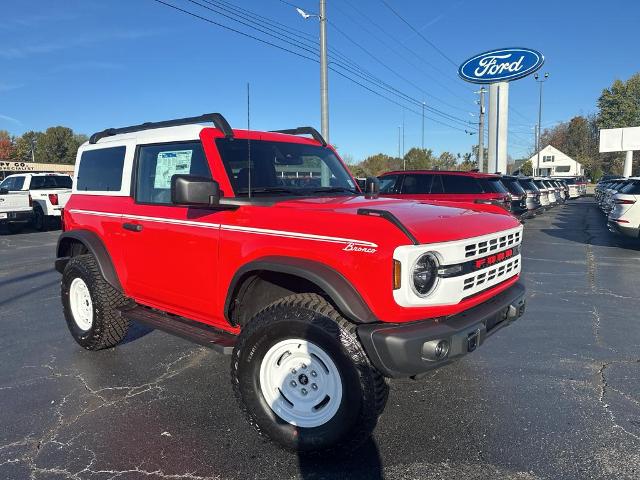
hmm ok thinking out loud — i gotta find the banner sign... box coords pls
[459,48,544,84]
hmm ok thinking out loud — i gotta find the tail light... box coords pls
[48,193,59,205]
[28,194,32,207]
[615,199,636,205]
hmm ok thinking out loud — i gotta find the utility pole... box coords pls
[421,102,425,150]
[476,87,486,172]
[319,0,329,143]
[535,72,549,176]
[398,126,401,164]
[401,109,405,159]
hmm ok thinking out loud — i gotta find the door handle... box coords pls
[123,222,143,232]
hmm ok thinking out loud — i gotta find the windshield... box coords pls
[215,138,357,196]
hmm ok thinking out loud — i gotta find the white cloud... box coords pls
[0,114,22,126]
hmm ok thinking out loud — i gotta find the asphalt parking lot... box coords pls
[0,197,638,480]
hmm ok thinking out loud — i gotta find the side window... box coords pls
[441,175,483,194]
[30,176,46,190]
[77,146,126,192]
[379,175,399,193]
[13,177,25,190]
[135,142,211,205]
[400,174,432,194]
[0,177,14,190]
[430,175,444,194]
[620,181,640,195]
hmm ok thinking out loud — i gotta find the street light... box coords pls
[295,2,329,145]
[534,72,549,176]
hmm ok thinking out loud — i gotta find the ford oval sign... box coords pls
[458,48,544,84]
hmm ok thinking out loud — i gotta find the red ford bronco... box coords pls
[55,114,526,453]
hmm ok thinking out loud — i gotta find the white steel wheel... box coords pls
[259,339,343,428]
[69,277,93,331]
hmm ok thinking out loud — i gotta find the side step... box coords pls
[123,307,236,354]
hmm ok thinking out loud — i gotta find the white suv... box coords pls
[1,173,73,230]
[608,178,640,239]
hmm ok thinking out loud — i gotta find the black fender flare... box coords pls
[54,230,122,291]
[224,256,377,324]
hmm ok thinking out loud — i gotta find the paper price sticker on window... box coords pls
[154,150,193,189]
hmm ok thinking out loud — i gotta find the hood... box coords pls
[274,195,520,244]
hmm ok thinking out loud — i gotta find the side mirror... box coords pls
[364,176,380,198]
[0,187,8,195]
[171,175,221,207]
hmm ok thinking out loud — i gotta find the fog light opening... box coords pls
[422,339,450,361]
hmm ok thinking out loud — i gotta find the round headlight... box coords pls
[411,252,439,297]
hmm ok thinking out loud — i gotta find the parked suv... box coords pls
[516,177,543,214]
[608,178,640,238]
[379,170,512,211]
[2,172,73,230]
[55,114,526,453]
[498,175,529,218]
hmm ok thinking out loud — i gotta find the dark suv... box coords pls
[499,176,530,218]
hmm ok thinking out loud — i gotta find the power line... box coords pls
[150,0,471,135]
[379,0,459,68]
[182,0,474,127]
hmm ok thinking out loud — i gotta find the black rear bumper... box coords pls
[357,282,526,378]
[0,210,33,224]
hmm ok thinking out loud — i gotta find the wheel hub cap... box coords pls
[69,277,93,331]
[259,339,343,428]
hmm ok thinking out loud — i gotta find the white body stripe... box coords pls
[68,209,378,248]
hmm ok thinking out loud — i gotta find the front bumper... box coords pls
[358,281,526,378]
[607,220,640,238]
[0,210,33,224]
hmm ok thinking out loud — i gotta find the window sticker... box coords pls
[154,150,193,188]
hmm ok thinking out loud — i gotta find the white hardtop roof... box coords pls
[7,172,70,177]
[83,124,209,147]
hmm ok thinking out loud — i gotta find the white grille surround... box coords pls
[392,225,523,307]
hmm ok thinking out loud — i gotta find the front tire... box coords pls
[231,293,388,454]
[61,254,132,350]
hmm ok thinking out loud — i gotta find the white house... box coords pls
[528,145,584,177]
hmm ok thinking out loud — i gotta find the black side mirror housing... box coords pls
[0,187,8,195]
[364,176,380,198]
[171,175,221,207]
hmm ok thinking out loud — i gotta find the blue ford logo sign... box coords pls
[458,48,544,84]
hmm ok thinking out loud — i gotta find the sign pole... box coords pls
[624,150,633,178]
[487,83,498,173]
[497,81,509,174]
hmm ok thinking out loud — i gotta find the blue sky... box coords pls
[1,0,639,162]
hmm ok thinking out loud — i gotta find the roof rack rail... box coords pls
[270,127,327,146]
[89,113,233,144]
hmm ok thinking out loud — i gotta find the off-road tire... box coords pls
[231,293,388,454]
[61,254,132,350]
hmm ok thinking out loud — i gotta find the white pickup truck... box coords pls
[1,173,73,230]
[0,176,33,233]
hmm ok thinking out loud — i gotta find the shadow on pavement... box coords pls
[298,437,383,480]
[121,321,155,344]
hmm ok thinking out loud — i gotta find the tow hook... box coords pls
[467,329,481,352]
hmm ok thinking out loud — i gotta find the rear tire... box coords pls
[33,205,46,231]
[231,293,388,454]
[61,254,132,350]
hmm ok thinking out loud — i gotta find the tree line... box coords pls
[0,127,87,165]
[519,72,640,180]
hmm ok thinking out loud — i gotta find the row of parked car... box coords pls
[0,172,73,233]
[595,176,640,239]
[370,170,585,219]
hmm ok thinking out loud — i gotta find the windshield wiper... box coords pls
[236,187,303,196]
[311,186,358,194]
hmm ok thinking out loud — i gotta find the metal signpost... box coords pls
[459,48,545,174]
[599,127,640,177]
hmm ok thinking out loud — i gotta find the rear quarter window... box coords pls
[501,179,525,195]
[478,178,508,193]
[77,146,126,192]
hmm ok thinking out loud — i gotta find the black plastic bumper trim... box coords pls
[357,281,526,378]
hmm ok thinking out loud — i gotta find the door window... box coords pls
[400,174,432,194]
[441,175,483,194]
[135,142,211,205]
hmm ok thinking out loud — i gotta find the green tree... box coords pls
[403,147,435,170]
[358,153,398,176]
[433,151,457,170]
[12,131,42,162]
[36,126,85,164]
[520,160,533,176]
[458,152,476,171]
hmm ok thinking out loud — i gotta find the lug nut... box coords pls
[290,380,297,387]
[311,371,317,377]
[301,388,308,395]
[291,368,297,374]
[301,363,307,369]
[311,383,318,390]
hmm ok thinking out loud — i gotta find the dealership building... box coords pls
[529,145,584,177]
[0,161,74,180]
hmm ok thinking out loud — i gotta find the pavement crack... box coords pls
[596,362,640,442]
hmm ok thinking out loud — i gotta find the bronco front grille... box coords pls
[464,231,521,258]
[463,257,519,291]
